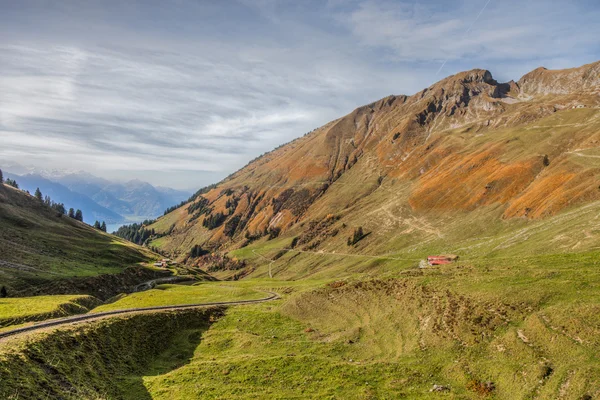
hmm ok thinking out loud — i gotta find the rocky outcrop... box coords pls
[518,61,600,95]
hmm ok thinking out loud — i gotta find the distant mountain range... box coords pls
[1,165,190,226]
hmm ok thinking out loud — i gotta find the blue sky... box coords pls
[1,0,599,189]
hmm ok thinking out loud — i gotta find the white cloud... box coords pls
[337,0,600,65]
[0,0,598,189]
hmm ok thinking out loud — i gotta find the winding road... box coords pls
[0,290,279,341]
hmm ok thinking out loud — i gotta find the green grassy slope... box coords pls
[1,256,599,398]
[0,308,222,399]
[93,283,267,312]
[0,184,158,294]
[139,249,600,399]
[0,295,101,329]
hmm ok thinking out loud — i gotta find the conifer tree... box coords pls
[75,209,83,222]
[34,187,43,201]
[68,208,75,218]
[0,286,7,298]
[0,168,3,183]
[52,202,66,215]
[100,221,107,232]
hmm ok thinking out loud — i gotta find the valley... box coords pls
[1,61,599,399]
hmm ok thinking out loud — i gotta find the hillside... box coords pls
[3,172,124,224]
[148,61,600,277]
[2,168,191,226]
[0,183,159,296]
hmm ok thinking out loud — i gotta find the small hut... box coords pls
[427,254,459,266]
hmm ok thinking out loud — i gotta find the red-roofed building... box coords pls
[427,255,459,266]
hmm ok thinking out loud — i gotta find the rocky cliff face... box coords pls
[151,61,600,259]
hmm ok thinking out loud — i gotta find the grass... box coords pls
[0,184,157,293]
[143,302,447,399]
[0,248,600,398]
[0,308,221,400]
[92,283,267,312]
[137,249,600,399]
[0,294,100,329]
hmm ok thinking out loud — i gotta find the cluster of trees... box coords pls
[187,196,212,223]
[223,215,242,237]
[4,178,19,188]
[189,244,209,258]
[202,212,226,230]
[67,207,83,221]
[93,221,107,232]
[114,220,157,245]
[1,168,18,189]
[32,187,84,220]
[163,183,218,216]
[225,196,238,214]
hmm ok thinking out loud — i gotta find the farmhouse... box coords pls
[153,259,172,268]
[427,254,459,266]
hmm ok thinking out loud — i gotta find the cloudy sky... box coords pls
[1,0,599,190]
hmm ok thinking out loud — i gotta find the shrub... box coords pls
[223,215,241,237]
[202,212,226,230]
[189,245,209,258]
[347,227,367,246]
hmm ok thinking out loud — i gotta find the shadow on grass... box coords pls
[118,328,207,400]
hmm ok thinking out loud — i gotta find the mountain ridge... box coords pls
[149,61,600,269]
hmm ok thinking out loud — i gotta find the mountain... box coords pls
[0,182,157,295]
[92,179,188,217]
[149,61,600,276]
[0,167,191,224]
[55,174,190,219]
[3,172,124,224]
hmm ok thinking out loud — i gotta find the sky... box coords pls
[1,0,599,190]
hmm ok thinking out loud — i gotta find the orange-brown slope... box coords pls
[152,61,600,257]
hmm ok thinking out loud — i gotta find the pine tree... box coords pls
[52,202,66,215]
[0,168,3,183]
[5,178,18,189]
[75,209,83,222]
[94,221,101,229]
[100,221,107,232]
[0,286,7,298]
[34,187,43,201]
[68,208,75,218]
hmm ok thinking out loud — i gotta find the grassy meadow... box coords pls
[0,295,101,329]
[93,283,267,312]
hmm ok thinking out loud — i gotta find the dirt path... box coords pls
[252,249,275,278]
[132,275,195,292]
[0,290,279,342]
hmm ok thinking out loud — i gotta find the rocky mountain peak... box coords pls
[517,61,600,96]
